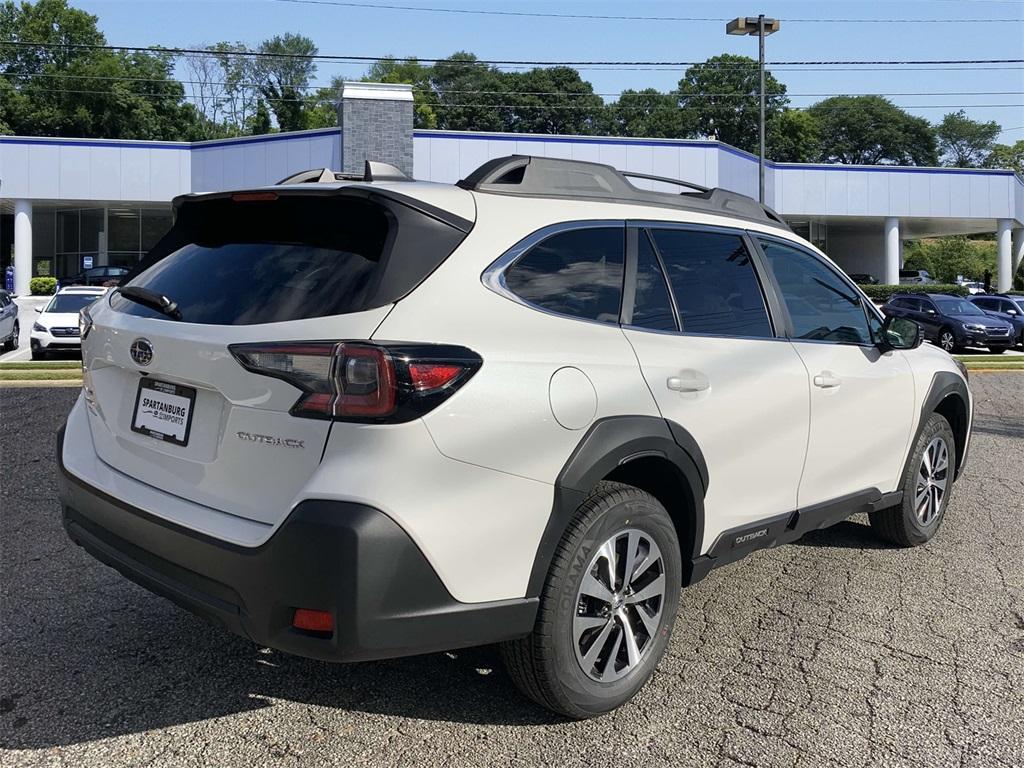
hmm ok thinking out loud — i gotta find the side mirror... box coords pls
[925,309,937,315]
[879,315,922,351]
[1008,309,1019,316]
[34,307,43,313]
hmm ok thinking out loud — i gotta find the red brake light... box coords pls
[409,362,464,391]
[230,341,480,423]
[231,191,278,202]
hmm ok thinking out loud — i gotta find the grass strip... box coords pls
[0,361,82,370]
[0,370,84,381]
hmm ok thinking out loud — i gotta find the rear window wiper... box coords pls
[117,286,182,321]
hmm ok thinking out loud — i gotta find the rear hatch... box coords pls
[80,186,472,526]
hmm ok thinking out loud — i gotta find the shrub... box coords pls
[860,284,969,302]
[29,277,58,295]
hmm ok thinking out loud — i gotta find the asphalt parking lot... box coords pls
[1,378,1022,768]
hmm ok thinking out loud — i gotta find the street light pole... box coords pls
[758,14,766,205]
[726,15,780,204]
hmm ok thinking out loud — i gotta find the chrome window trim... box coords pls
[481,219,627,328]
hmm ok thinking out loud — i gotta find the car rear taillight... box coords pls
[230,341,481,423]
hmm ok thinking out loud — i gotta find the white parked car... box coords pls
[31,285,106,359]
[57,157,972,718]
[960,281,987,295]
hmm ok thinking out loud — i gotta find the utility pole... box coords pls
[726,15,780,204]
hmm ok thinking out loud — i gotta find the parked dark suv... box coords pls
[64,266,130,287]
[969,294,1024,348]
[883,293,1015,353]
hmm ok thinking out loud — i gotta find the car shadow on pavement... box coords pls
[790,518,899,550]
[0,596,561,751]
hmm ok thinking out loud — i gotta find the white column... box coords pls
[883,217,900,285]
[996,219,1012,293]
[13,200,33,297]
[1012,227,1024,282]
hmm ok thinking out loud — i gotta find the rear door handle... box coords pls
[667,372,710,392]
[813,371,841,389]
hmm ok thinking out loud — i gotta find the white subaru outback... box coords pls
[58,156,972,718]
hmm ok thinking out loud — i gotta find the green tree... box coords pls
[255,32,317,132]
[504,67,605,135]
[768,109,820,163]
[984,140,1024,175]
[364,57,438,128]
[810,96,938,166]
[903,237,996,283]
[935,110,1000,167]
[677,54,788,153]
[430,52,508,132]
[0,0,203,140]
[610,88,684,138]
[248,99,272,135]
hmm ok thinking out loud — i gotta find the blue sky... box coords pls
[74,0,1024,140]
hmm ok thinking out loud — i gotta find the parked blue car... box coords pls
[969,294,1024,348]
[882,293,1015,353]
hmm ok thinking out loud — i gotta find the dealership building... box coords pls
[2,81,1023,296]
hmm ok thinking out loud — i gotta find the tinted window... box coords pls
[45,293,101,313]
[759,238,871,344]
[505,227,624,323]
[935,297,984,316]
[649,229,772,337]
[628,231,677,331]
[112,195,466,325]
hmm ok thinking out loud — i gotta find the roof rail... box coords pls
[457,155,789,230]
[276,160,410,186]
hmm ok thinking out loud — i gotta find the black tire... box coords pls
[30,347,46,361]
[987,346,1006,354]
[870,413,956,547]
[8,322,18,351]
[501,481,681,719]
[937,327,960,354]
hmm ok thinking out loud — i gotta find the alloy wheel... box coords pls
[939,331,955,352]
[573,528,666,682]
[915,436,949,525]
[11,323,18,350]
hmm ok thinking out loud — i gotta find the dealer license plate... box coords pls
[131,378,196,446]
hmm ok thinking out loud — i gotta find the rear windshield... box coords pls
[110,192,468,325]
[46,294,102,313]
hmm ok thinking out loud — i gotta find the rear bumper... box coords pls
[57,425,537,662]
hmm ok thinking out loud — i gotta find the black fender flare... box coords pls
[525,416,708,596]
[902,371,972,482]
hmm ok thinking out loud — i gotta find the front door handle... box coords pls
[813,371,841,389]
[667,371,710,393]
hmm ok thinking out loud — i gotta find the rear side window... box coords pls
[649,229,772,338]
[758,238,871,345]
[111,194,468,325]
[504,227,624,323]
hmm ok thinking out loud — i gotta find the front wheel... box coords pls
[987,346,1006,354]
[501,481,681,719]
[937,328,959,354]
[870,413,956,547]
[30,347,46,361]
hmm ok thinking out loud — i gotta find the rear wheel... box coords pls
[501,481,681,719]
[870,413,955,547]
[937,328,959,353]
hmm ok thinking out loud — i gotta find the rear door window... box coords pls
[112,193,468,325]
[503,226,624,323]
[649,228,773,338]
[627,231,677,332]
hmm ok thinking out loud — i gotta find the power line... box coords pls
[5,71,1021,100]
[270,0,1024,23]
[1,40,1021,68]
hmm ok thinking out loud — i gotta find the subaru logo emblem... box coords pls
[130,338,154,366]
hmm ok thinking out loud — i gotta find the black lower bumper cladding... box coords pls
[56,425,537,662]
